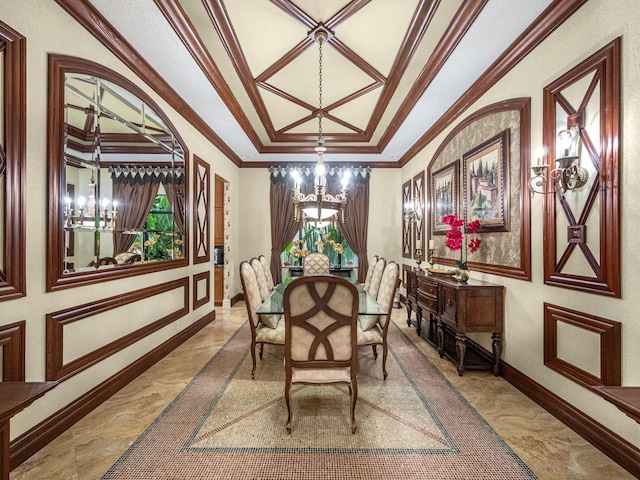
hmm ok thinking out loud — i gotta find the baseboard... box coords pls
[502,362,640,478]
[10,310,216,470]
[231,292,243,305]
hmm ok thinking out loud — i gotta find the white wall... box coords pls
[2,0,240,439]
[402,0,640,448]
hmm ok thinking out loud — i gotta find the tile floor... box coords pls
[10,304,636,479]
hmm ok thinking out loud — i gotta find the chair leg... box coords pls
[382,343,388,380]
[350,380,358,434]
[251,341,257,379]
[372,345,378,360]
[285,379,292,434]
[259,343,264,360]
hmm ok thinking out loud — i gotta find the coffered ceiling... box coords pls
[69,0,578,167]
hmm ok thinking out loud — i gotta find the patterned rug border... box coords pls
[102,320,537,479]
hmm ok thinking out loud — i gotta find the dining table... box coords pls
[256,276,386,316]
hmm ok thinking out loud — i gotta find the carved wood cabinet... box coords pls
[405,268,504,376]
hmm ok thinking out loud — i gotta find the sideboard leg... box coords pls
[491,333,502,376]
[455,333,467,376]
[437,318,445,358]
[406,300,413,327]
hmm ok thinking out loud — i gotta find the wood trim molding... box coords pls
[399,0,589,167]
[426,98,531,281]
[46,54,190,292]
[542,38,621,297]
[10,310,215,470]
[402,180,412,258]
[54,0,242,166]
[193,155,211,264]
[193,271,211,310]
[0,321,26,381]
[0,21,27,302]
[502,362,639,478]
[543,302,621,388]
[412,171,425,260]
[46,278,189,383]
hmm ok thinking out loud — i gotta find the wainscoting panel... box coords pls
[46,278,189,383]
[0,320,26,381]
[543,302,621,388]
[193,271,211,310]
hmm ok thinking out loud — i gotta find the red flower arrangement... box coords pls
[442,214,482,270]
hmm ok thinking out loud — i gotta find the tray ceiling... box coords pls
[80,0,559,166]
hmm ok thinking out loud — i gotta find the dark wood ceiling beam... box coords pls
[269,0,316,30]
[364,0,440,138]
[54,0,242,166]
[255,37,314,83]
[398,0,591,166]
[327,37,385,84]
[323,113,365,135]
[324,82,380,112]
[154,0,263,151]
[325,0,373,30]
[277,114,316,135]
[203,0,277,139]
[378,0,487,150]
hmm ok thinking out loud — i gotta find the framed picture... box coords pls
[430,161,459,234]
[462,129,510,232]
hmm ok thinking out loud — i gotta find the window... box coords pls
[281,222,358,268]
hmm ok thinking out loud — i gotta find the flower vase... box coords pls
[455,268,470,283]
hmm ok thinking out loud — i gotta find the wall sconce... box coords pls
[529,124,589,195]
[403,198,422,224]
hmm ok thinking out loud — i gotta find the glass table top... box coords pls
[256,277,386,315]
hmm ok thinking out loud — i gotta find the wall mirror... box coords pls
[47,56,188,291]
[0,22,26,301]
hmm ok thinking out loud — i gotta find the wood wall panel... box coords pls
[0,320,25,381]
[46,278,189,383]
[193,271,211,310]
[543,302,621,388]
[193,155,211,264]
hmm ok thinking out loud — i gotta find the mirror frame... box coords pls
[47,55,189,291]
[0,21,26,301]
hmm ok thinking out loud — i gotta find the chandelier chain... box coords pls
[318,40,323,140]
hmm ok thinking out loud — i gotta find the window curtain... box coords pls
[335,181,370,283]
[162,175,185,234]
[270,180,302,284]
[112,174,161,255]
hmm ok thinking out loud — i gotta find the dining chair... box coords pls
[239,261,285,379]
[250,257,271,300]
[302,252,330,275]
[366,257,386,298]
[283,275,360,434]
[362,255,379,291]
[258,254,275,290]
[357,261,399,380]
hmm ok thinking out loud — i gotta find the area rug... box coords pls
[102,321,537,479]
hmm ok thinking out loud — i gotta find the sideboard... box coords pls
[405,267,504,376]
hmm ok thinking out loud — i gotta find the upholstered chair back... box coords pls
[283,275,360,433]
[239,261,262,328]
[258,255,275,290]
[362,255,379,291]
[375,262,400,329]
[250,257,270,300]
[367,257,387,298]
[303,252,330,275]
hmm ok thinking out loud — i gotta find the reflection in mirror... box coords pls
[63,74,185,273]
[48,56,188,290]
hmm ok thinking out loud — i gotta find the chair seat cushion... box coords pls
[357,322,383,345]
[291,366,352,384]
[358,314,380,331]
[258,313,281,329]
[256,316,285,344]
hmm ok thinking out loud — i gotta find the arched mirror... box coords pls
[47,56,188,291]
[0,22,26,301]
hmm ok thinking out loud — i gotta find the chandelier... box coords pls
[292,27,348,223]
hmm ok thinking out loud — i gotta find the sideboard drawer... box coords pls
[418,294,438,314]
[418,280,438,298]
[439,286,457,323]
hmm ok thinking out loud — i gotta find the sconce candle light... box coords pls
[529,123,589,195]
